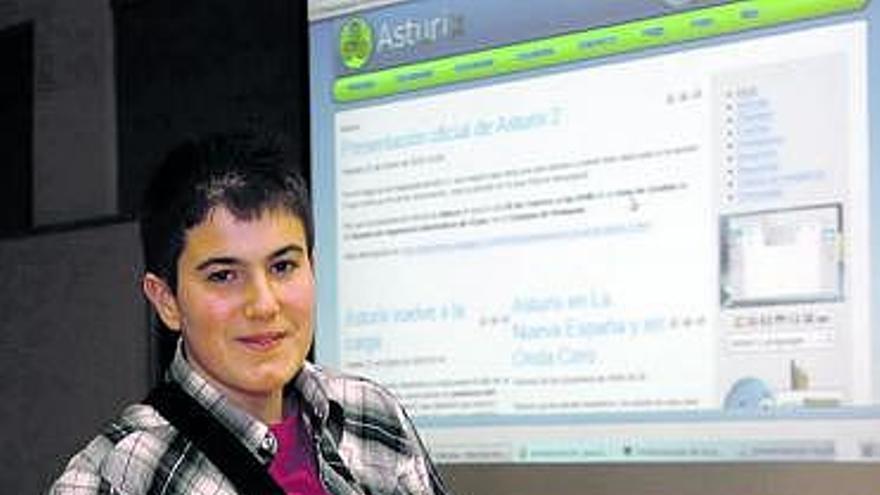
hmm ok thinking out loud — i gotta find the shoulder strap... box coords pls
[144,382,285,495]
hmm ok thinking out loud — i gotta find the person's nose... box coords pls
[244,271,281,320]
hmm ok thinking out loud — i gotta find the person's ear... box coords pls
[142,272,183,332]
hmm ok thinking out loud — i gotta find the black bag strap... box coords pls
[144,382,285,495]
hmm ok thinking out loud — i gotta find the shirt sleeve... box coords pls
[48,436,127,495]
[391,395,452,495]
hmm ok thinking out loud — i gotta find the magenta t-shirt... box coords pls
[268,408,329,495]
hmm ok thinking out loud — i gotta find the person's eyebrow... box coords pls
[195,256,241,271]
[268,244,304,260]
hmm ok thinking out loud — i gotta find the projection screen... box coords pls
[307,1,880,492]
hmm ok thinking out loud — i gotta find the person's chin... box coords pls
[249,362,299,389]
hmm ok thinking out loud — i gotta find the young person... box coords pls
[50,133,450,495]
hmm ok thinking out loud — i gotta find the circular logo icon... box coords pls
[339,17,373,70]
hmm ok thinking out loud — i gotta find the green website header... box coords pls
[333,0,866,103]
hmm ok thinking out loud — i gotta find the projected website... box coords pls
[309,0,879,463]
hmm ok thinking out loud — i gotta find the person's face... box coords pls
[144,206,314,404]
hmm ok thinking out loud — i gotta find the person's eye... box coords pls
[206,269,237,284]
[271,260,298,277]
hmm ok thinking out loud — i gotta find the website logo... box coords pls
[375,14,464,54]
[339,17,373,70]
[338,13,464,72]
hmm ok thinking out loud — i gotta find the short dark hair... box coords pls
[139,132,313,291]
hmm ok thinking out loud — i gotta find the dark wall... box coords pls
[1,0,118,227]
[0,222,149,493]
[0,22,33,234]
[112,0,310,217]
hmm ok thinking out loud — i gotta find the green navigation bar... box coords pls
[333,0,866,103]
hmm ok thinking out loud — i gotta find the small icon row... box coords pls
[732,310,832,329]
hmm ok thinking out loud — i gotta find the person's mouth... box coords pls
[236,331,287,351]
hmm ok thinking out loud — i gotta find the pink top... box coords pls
[268,408,330,495]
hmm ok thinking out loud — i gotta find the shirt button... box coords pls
[259,433,278,457]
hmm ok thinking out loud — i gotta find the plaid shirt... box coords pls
[49,346,449,495]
